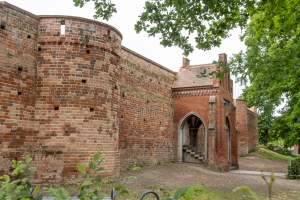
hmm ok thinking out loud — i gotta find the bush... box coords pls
[0,152,131,200]
[267,144,294,157]
[287,156,300,179]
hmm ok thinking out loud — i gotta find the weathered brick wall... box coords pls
[31,16,122,182]
[0,2,39,174]
[118,47,175,170]
[247,109,259,150]
[218,87,238,171]
[234,99,248,155]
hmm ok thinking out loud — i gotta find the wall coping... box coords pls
[0,1,39,20]
[121,46,176,75]
[38,15,123,40]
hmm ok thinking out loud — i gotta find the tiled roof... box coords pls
[172,64,216,88]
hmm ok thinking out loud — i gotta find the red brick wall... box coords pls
[234,99,248,155]
[217,87,238,171]
[0,2,39,175]
[118,47,175,170]
[173,89,213,162]
[234,99,259,155]
[31,16,122,182]
[247,109,259,150]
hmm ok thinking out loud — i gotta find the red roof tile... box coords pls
[172,64,216,88]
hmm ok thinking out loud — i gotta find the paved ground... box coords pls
[120,150,300,199]
[229,170,286,177]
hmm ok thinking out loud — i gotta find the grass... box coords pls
[258,148,294,161]
[118,184,255,200]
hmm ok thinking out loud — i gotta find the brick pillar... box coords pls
[208,96,217,170]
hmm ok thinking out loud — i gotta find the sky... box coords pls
[5,0,246,98]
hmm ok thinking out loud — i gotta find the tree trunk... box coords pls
[298,139,300,154]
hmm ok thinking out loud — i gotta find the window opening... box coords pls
[54,106,59,110]
[27,35,31,39]
[0,24,5,30]
[17,91,22,95]
[90,108,94,112]
[18,66,23,72]
[60,20,65,35]
[82,79,87,83]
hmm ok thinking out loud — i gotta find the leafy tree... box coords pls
[74,0,300,146]
[73,0,256,55]
[230,0,300,146]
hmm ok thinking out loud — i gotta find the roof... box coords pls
[172,64,216,88]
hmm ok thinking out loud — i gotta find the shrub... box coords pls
[0,152,131,200]
[267,144,294,157]
[287,156,300,179]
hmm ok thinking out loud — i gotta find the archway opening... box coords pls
[226,117,231,163]
[178,114,206,163]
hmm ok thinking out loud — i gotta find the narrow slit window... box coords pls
[38,46,41,51]
[86,49,90,54]
[60,20,65,35]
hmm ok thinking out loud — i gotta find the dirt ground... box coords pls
[120,151,300,199]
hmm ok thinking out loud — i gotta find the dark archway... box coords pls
[178,113,206,163]
[226,117,231,163]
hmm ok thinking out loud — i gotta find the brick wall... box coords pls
[0,2,39,175]
[247,109,259,151]
[118,47,175,170]
[234,99,259,155]
[31,16,122,182]
[234,99,248,155]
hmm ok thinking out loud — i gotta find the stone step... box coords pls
[186,149,191,153]
[190,151,196,155]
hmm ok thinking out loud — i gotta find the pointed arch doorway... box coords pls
[226,117,231,163]
[178,113,206,163]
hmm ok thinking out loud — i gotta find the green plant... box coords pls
[248,148,258,154]
[287,156,300,179]
[234,171,275,200]
[0,152,133,200]
[0,157,42,200]
[165,184,194,200]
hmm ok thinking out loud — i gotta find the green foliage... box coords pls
[73,0,117,20]
[73,0,256,55]
[287,156,300,179]
[229,0,300,147]
[0,152,132,200]
[0,157,43,200]
[165,184,194,200]
[234,171,275,200]
[267,144,295,157]
[259,148,293,161]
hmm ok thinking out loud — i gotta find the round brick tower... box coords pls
[34,16,122,182]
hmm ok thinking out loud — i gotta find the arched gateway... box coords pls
[177,113,206,163]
